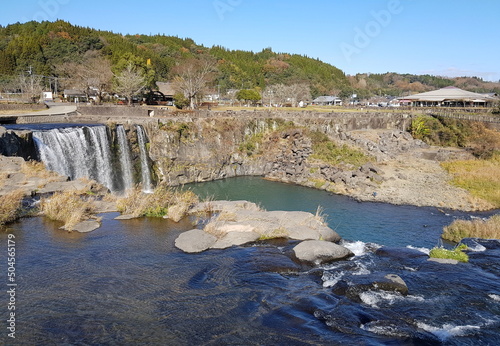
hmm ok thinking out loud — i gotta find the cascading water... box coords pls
[136,125,153,192]
[116,125,134,191]
[33,125,115,191]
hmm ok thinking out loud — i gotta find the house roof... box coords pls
[313,96,341,103]
[399,86,497,102]
[157,82,176,96]
[64,89,86,96]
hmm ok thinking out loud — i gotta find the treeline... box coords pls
[0,20,498,101]
[0,20,349,99]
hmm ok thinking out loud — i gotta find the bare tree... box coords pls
[286,83,311,107]
[114,63,146,106]
[56,51,113,103]
[17,74,44,103]
[83,51,113,103]
[172,58,217,109]
[263,83,311,107]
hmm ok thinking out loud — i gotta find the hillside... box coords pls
[0,20,349,99]
[0,20,498,100]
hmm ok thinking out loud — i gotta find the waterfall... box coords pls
[136,125,153,192]
[33,125,115,191]
[116,125,134,191]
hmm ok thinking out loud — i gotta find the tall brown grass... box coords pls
[0,172,8,189]
[441,155,500,208]
[21,160,60,180]
[42,191,96,231]
[116,184,198,221]
[0,189,25,225]
[442,214,500,242]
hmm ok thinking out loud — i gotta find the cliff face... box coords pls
[0,127,38,160]
[145,112,409,187]
[0,111,410,191]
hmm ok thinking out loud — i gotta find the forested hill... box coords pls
[0,20,349,98]
[0,20,498,99]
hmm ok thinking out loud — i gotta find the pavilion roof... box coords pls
[399,86,497,102]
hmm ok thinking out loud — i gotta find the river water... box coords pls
[2,177,499,345]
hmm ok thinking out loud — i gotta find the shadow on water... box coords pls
[1,177,499,345]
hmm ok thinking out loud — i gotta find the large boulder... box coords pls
[293,240,353,265]
[175,229,217,253]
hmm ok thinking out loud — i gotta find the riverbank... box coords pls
[320,146,494,211]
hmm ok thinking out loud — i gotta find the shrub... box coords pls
[429,244,469,263]
[409,115,483,148]
[41,191,96,231]
[173,93,189,109]
[0,190,25,226]
[308,130,369,168]
[442,214,500,242]
[469,126,500,159]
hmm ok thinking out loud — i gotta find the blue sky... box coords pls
[1,0,499,81]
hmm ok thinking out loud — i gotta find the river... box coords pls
[1,177,499,345]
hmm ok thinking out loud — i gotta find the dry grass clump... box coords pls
[21,160,59,180]
[442,214,500,242]
[259,227,289,240]
[203,219,226,239]
[0,189,25,226]
[117,184,199,221]
[314,205,328,224]
[0,172,9,189]
[441,155,500,208]
[217,211,238,222]
[42,191,96,231]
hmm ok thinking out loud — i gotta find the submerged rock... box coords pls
[293,240,353,265]
[333,273,409,301]
[427,258,459,265]
[376,246,429,259]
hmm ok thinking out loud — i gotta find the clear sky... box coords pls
[1,0,499,81]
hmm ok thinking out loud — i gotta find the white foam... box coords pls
[406,245,430,255]
[360,290,425,308]
[342,240,368,256]
[489,294,500,302]
[466,240,487,252]
[417,322,480,340]
[361,323,406,338]
[403,266,418,272]
[321,271,344,288]
[351,261,371,276]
